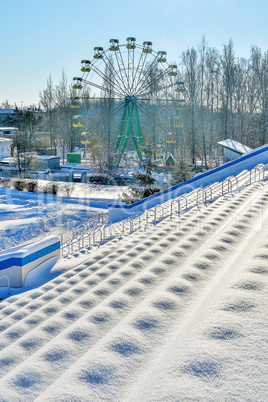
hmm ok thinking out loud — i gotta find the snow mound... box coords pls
[0,177,267,400]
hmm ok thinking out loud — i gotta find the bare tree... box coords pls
[39,76,56,154]
[181,47,199,165]
[250,46,268,145]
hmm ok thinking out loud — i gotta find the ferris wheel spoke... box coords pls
[138,81,176,99]
[134,54,158,95]
[82,78,123,98]
[138,99,177,119]
[82,101,125,135]
[131,49,149,95]
[137,100,173,133]
[132,51,150,95]
[127,48,133,94]
[136,65,172,97]
[82,100,124,116]
[99,103,126,144]
[116,47,130,95]
[102,53,129,95]
[90,64,125,97]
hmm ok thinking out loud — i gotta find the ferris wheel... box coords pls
[71,37,185,167]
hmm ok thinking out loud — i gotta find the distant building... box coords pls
[165,154,175,167]
[29,155,61,170]
[218,139,252,162]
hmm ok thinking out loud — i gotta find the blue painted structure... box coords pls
[0,236,60,287]
[108,144,268,222]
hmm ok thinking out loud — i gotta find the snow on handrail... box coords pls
[250,164,265,184]
[61,166,268,257]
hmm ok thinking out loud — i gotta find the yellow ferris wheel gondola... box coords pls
[94,47,104,59]
[168,64,177,77]
[72,77,83,89]
[81,60,91,72]
[73,115,83,128]
[178,99,186,111]
[157,51,167,63]
[175,81,184,93]
[126,37,136,49]
[81,132,91,145]
[70,97,80,109]
[109,39,119,51]
[167,132,176,143]
[143,41,153,53]
[174,119,183,128]
[156,144,164,156]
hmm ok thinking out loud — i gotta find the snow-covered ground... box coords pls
[0,182,123,251]
[0,172,267,400]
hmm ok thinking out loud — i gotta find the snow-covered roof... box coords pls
[218,139,252,154]
[0,157,17,164]
[0,127,18,131]
[0,137,12,143]
[32,155,60,160]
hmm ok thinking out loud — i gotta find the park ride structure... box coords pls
[71,37,186,167]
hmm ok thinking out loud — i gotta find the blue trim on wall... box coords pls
[0,241,60,270]
[110,144,268,210]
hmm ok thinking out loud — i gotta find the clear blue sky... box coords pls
[0,0,267,107]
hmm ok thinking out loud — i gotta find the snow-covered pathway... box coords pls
[0,181,267,400]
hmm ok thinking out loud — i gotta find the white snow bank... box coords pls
[0,236,60,287]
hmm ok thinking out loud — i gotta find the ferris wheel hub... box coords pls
[125,95,136,102]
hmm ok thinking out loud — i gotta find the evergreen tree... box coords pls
[134,143,157,189]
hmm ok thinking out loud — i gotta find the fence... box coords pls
[61,164,268,257]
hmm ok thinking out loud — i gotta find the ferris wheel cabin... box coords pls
[156,144,164,156]
[81,132,91,145]
[81,60,91,72]
[178,99,186,110]
[168,64,178,76]
[72,77,83,89]
[73,115,83,128]
[94,47,104,59]
[174,119,183,128]
[126,37,136,49]
[167,132,176,143]
[109,39,119,51]
[157,51,167,63]
[70,97,80,109]
[143,41,153,53]
[175,81,184,92]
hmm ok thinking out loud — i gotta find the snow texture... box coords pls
[0,166,267,400]
[0,182,122,251]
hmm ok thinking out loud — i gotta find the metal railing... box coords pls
[170,195,188,218]
[61,164,268,257]
[196,186,213,207]
[222,175,238,196]
[250,164,265,184]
